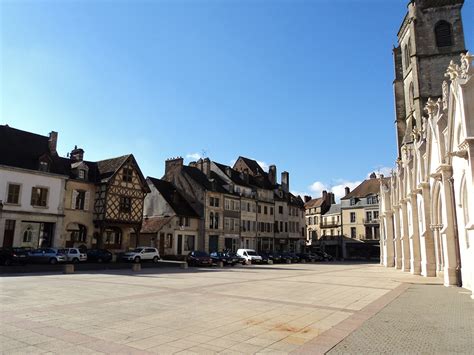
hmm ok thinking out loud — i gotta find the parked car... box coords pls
[120,247,160,263]
[297,253,317,262]
[225,251,246,265]
[314,250,333,261]
[60,248,87,263]
[0,247,29,266]
[186,251,213,266]
[236,249,262,264]
[210,252,238,266]
[28,248,67,264]
[280,252,300,263]
[258,252,270,264]
[259,252,282,264]
[86,249,113,263]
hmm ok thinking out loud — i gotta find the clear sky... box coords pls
[1,0,473,200]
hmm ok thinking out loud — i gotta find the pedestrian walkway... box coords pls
[327,283,474,354]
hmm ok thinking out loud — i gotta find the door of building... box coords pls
[209,235,219,253]
[159,233,165,256]
[3,220,15,248]
[177,235,183,255]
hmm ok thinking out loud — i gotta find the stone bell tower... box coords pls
[393,0,466,157]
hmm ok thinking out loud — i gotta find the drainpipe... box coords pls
[448,177,462,287]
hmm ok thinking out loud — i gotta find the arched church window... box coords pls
[435,21,453,47]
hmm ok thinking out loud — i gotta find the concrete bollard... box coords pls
[217,261,224,268]
[286,259,291,264]
[267,260,273,265]
[300,259,306,263]
[63,264,74,274]
[180,262,188,269]
[132,263,141,272]
[112,255,117,263]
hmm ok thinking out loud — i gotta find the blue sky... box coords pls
[1,0,473,200]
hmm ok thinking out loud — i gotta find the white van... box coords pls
[236,249,262,264]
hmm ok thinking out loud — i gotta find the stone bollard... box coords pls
[112,254,117,263]
[180,262,188,269]
[267,260,273,265]
[245,260,252,265]
[286,259,291,264]
[132,263,141,272]
[217,261,224,268]
[300,259,306,263]
[63,264,74,274]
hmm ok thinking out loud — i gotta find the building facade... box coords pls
[163,156,305,253]
[0,126,150,251]
[379,0,473,296]
[0,127,68,249]
[141,177,199,256]
[341,175,382,242]
[305,191,333,245]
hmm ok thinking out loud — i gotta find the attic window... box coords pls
[122,168,133,183]
[435,21,453,48]
[78,169,86,180]
[350,198,356,206]
[39,161,49,172]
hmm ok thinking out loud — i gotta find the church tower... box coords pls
[393,0,466,157]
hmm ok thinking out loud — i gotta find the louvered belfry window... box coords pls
[435,21,453,47]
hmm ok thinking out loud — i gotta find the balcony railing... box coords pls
[321,221,340,228]
[363,218,380,225]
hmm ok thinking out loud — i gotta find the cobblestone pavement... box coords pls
[326,283,474,354]
[0,263,462,354]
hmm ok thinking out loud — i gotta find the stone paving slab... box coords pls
[326,283,474,355]
[0,263,447,354]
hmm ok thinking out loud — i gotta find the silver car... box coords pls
[60,248,87,263]
[120,247,160,263]
[28,248,67,265]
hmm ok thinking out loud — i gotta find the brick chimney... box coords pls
[165,157,183,177]
[369,172,377,179]
[70,145,84,162]
[329,192,335,204]
[48,131,58,155]
[268,165,277,185]
[202,158,211,178]
[281,171,289,193]
[345,186,350,196]
[322,190,327,200]
[304,195,311,203]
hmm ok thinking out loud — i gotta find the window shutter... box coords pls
[84,191,90,211]
[71,190,78,209]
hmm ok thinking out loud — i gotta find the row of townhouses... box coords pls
[304,174,384,259]
[140,157,306,256]
[0,125,150,252]
[0,125,306,255]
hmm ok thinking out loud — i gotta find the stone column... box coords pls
[440,166,459,286]
[384,211,395,267]
[409,192,422,275]
[379,219,385,266]
[420,182,436,277]
[400,199,411,272]
[393,205,402,269]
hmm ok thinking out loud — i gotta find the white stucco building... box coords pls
[0,127,67,248]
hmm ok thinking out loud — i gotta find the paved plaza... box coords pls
[0,263,471,354]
